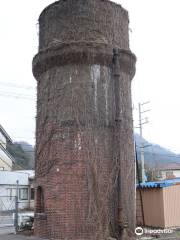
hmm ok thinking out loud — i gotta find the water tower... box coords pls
[33,0,136,239]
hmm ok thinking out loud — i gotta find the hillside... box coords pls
[7,142,35,170]
[135,134,180,167]
[6,135,180,170]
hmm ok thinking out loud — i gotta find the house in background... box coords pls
[15,170,35,210]
[159,162,180,180]
[0,170,35,211]
[0,124,15,170]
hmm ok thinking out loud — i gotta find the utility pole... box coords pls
[138,102,150,183]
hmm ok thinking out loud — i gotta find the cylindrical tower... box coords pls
[32,0,136,239]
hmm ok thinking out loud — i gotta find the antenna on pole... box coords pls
[138,101,151,183]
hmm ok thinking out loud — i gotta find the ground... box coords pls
[0,233,180,240]
[0,234,46,240]
[138,229,180,240]
[0,229,180,240]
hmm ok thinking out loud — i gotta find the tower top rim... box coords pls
[39,0,128,21]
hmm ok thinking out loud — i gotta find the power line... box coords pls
[0,91,35,100]
[143,152,180,159]
[0,81,36,90]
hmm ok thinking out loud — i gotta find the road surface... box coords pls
[0,234,47,240]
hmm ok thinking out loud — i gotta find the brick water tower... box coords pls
[32,0,136,239]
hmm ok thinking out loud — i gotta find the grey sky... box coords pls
[0,0,179,153]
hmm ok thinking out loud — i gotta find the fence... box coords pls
[0,196,16,228]
[0,195,34,233]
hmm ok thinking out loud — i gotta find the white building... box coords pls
[0,170,35,211]
[159,163,180,180]
[0,124,15,171]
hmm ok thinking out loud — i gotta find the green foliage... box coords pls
[7,142,34,170]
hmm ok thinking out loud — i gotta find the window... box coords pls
[36,186,44,213]
[31,188,35,200]
[19,188,28,200]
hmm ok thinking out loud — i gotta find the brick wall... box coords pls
[136,189,144,226]
[33,0,136,239]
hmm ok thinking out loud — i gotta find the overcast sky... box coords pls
[0,0,180,153]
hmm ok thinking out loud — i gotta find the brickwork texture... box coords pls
[32,0,136,239]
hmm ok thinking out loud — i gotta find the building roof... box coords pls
[0,124,13,143]
[14,170,35,179]
[0,171,30,185]
[137,178,180,189]
[159,162,180,171]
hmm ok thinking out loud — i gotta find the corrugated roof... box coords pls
[137,178,180,189]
